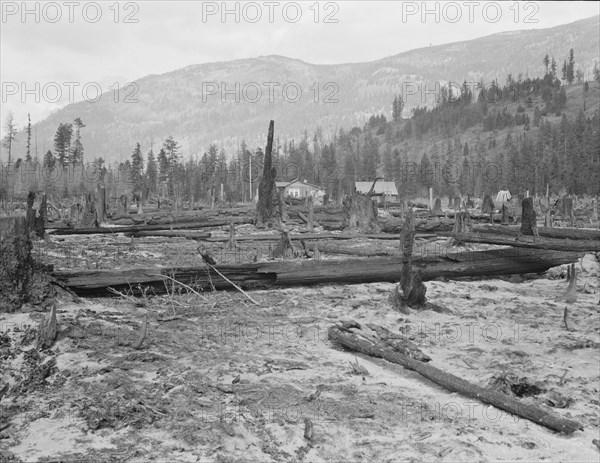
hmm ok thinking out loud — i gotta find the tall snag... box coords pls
[256,120,278,228]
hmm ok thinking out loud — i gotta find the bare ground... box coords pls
[1,244,599,462]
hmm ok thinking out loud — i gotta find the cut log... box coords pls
[53,248,582,297]
[453,232,600,252]
[48,218,252,235]
[328,323,582,434]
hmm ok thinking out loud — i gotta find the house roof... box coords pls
[355,181,398,195]
[278,179,326,190]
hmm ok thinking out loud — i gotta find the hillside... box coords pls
[2,15,599,165]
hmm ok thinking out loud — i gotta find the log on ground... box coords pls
[453,232,600,252]
[328,322,582,434]
[53,248,582,297]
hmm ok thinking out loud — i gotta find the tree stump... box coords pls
[431,197,443,215]
[452,196,461,210]
[117,194,128,217]
[0,217,34,312]
[272,230,295,259]
[482,194,494,215]
[342,195,380,233]
[390,208,427,313]
[520,197,538,236]
[501,204,509,225]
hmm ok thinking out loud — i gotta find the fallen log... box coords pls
[468,225,600,241]
[328,322,582,434]
[53,248,582,297]
[48,218,253,235]
[127,231,212,239]
[203,232,419,242]
[316,242,397,257]
[454,232,600,252]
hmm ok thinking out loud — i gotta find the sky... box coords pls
[1,1,599,136]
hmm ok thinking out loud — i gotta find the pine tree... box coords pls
[543,54,550,75]
[25,113,32,162]
[566,49,575,85]
[130,142,144,192]
[146,149,157,193]
[550,57,557,79]
[54,123,73,167]
[2,111,17,167]
[43,150,55,169]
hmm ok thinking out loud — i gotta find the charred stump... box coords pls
[501,204,509,225]
[520,197,538,236]
[390,208,427,313]
[95,185,107,223]
[431,197,443,215]
[256,120,278,228]
[342,195,380,233]
[482,194,494,216]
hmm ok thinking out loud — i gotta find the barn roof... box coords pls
[355,181,398,195]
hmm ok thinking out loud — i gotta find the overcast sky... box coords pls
[1,1,599,135]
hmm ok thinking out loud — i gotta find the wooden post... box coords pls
[429,187,433,211]
[307,196,314,232]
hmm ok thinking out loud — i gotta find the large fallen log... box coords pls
[328,322,582,434]
[108,207,253,226]
[454,232,600,252]
[127,231,211,239]
[52,248,582,297]
[48,218,253,235]
[469,225,599,241]
[203,232,436,242]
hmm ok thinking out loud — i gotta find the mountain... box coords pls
[4,15,599,165]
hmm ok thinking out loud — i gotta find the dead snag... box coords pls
[307,196,314,231]
[26,191,46,239]
[256,120,278,228]
[278,188,288,222]
[564,263,577,303]
[390,208,427,313]
[520,197,538,236]
[328,322,583,434]
[342,195,380,233]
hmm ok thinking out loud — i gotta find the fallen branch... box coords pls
[328,322,583,434]
[202,262,260,307]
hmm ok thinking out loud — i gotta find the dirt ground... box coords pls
[1,238,599,462]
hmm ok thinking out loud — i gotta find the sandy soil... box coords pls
[1,249,599,462]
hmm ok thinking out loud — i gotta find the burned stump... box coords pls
[520,197,538,236]
[343,195,380,233]
[0,217,35,312]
